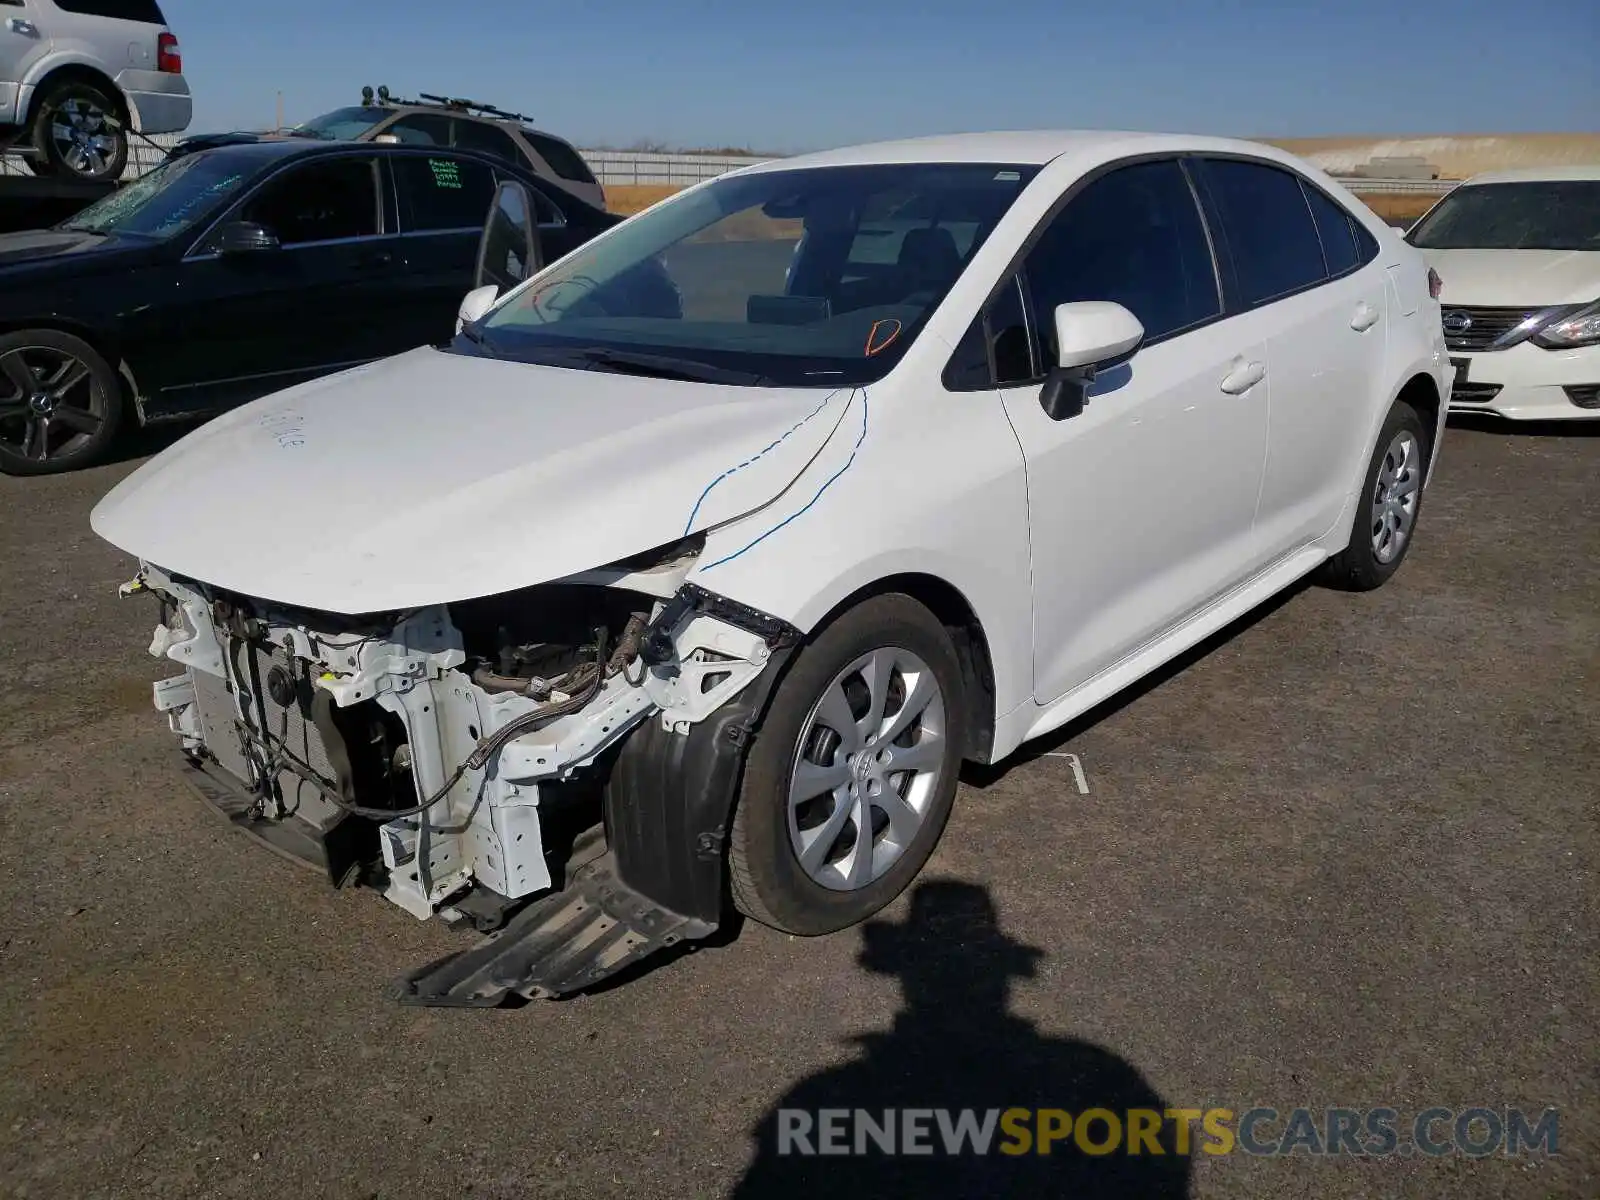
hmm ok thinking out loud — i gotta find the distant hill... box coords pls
[1265,133,1600,180]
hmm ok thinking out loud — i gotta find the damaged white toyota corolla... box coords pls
[91,131,1452,1006]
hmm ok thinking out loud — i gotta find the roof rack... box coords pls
[359,85,532,125]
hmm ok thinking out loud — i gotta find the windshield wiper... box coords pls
[568,347,765,386]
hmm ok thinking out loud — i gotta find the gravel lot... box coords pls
[1,417,1595,1199]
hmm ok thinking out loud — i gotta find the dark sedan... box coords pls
[0,137,619,474]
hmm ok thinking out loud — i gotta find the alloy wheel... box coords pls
[786,647,948,892]
[50,96,119,177]
[1370,429,1421,564]
[0,346,106,464]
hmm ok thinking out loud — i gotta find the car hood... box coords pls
[91,346,855,614]
[1419,248,1600,307]
[0,228,140,267]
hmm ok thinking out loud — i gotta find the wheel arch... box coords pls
[0,318,141,421]
[786,571,1001,766]
[20,60,130,127]
[1394,370,1443,480]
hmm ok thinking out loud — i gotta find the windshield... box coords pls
[1406,181,1600,252]
[474,161,1041,387]
[291,106,391,141]
[60,151,252,238]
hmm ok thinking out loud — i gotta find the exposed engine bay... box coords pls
[124,537,800,1005]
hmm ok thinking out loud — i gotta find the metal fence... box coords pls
[1,134,1461,197]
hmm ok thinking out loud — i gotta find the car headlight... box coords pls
[1531,299,1600,349]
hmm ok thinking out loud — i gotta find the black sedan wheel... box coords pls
[0,331,125,476]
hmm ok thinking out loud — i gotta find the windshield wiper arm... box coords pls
[571,348,765,386]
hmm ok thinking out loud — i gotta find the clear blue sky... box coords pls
[163,0,1600,152]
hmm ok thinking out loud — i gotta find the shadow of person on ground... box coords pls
[731,880,1191,1198]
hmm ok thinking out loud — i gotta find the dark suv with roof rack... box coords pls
[283,87,606,210]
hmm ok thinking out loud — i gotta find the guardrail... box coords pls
[1,135,1463,198]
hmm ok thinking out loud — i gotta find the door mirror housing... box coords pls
[1039,301,1145,421]
[213,221,280,256]
[456,284,499,335]
[475,180,545,292]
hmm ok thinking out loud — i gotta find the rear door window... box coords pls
[1198,158,1328,305]
[1023,158,1222,359]
[393,154,496,232]
[453,120,521,165]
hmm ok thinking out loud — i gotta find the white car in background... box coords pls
[1407,166,1600,420]
[0,0,191,181]
[90,130,1450,1006]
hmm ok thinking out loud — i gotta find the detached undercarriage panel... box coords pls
[129,555,799,1005]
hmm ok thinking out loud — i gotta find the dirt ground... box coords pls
[0,415,1595,1199]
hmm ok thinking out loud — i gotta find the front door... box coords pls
[997,158,1271,704]
[138,153,405,418]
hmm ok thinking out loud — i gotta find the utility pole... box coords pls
[276,91,284,131]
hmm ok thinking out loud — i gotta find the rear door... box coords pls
[1192,157,1389,553]
[991,158,1271,704]
[138,152,405,417]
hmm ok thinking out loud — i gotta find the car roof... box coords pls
[739,129,1316,171]
[1456,164,1600,186]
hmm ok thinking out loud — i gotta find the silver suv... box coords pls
[0,0,192,181]
[291,88,607,211]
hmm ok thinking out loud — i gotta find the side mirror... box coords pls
[214,221,280,256]
[456,284,499,335]
[475,180,544,292]
[1039,301,1145,421]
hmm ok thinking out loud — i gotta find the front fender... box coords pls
[684,382,1035,736]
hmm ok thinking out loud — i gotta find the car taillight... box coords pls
[158,32,181,74]
[1427,267,1443,299]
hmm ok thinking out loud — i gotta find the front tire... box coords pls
[729,594,966,936]
[1317,397,1428,591]
[30,80,129,182]
[0,330,126,476]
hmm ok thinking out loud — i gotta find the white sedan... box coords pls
[90,130,1452,1005]
[1407,165,1600,420]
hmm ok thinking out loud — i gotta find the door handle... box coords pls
[1219,358,1265,395]
[352,248,393,270]
[8,18,41,36]
[1350,301,1380,332]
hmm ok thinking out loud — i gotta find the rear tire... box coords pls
[1317,398,1428,591]
[729,594,966,936]
[0,329,126,476]
[30,79,129,182]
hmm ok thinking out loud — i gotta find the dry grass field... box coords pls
[1268,132,1600,179]
[606,182,1438,228]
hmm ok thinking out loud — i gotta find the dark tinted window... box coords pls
[1201,159,1327,304]
[394,154,495,232]
[522,130,597,184]
[1024,159,1220,358]
[1303,183,1360,276]
[384,114,452,147]
[50,0,167,21]
[453,120,520,164]
[238,157,379,245]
